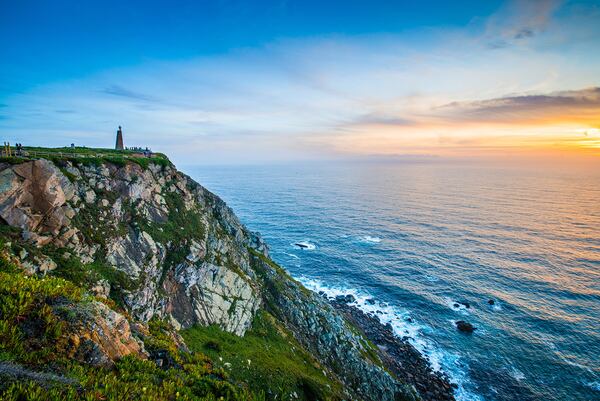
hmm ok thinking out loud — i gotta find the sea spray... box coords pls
[299,276,485,401]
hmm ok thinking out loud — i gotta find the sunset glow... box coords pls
[1,0,599,164]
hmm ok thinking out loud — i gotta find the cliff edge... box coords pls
[0,151,434,401]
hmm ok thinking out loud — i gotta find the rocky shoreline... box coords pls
[328,295,457,401]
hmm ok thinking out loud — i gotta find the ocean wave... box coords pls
[509,367,525,381]
[298,277,484,401]
[584,381,600,392]
[359,235,382,244]
[283,252,300,260]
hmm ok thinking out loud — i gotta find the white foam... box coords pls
[283,252,300,260]
[509,367,525,381]
[299,277,485,401]
[585,381,600,392]
[446,298,471,315]
[292,241,316,250]
[359,235,382,243]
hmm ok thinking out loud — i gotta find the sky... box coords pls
[1,0,600,165]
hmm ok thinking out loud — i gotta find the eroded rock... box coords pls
[60,301,146,366]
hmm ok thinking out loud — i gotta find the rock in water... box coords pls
[335,294,356,303]
[455,320,476,333]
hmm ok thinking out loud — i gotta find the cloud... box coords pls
[350,113,416,127]
[513,28,534,40]
[435,87,600,124]
[101,85,159,102]
[483,0,561,48]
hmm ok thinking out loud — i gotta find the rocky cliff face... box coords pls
[0,157,417,401]
[0,159,262,336]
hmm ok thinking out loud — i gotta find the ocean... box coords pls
[186,160,600,401]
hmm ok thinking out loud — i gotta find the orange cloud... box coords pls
[331,87,600,157]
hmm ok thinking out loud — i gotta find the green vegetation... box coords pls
[1,355,263,401]
[0,224,131,311]
[248,248,386,373]
[0,156,28,165]
[130,190,208,284]
[182,311,344,401]
[0,241,265,401]
[71,189,125,246]
[1,146,171,170]
[44,245,134,309]
[0,243,85,365]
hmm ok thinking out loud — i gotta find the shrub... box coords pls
[0,268,83,364]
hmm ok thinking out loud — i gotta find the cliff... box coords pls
[0,151,424,401]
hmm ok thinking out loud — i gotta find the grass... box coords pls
[0,240,266,401]
[182,310,344,401]
[3,146,171,170]
[1,354,265,401]
[0,156,28,165]
[0,245,85,365]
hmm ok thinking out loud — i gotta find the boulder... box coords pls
[91,279,111,299]
[335,294,356,304]
[455,320,476,333]
[186,239,206,263]
[166,262,260,335]
[0,160,75,243]
[21,255,57,275]
[62,301,147,366]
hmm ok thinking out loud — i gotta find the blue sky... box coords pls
[1,0,599,164]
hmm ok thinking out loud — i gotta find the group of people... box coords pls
[3,142,24,156]
[126,146,153,157]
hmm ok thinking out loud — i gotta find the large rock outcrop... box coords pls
[0,160,76,245]
[62,301,147,366]
[0,159,261,335]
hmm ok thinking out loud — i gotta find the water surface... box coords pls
[187,161,600,401]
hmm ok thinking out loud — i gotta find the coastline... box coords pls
[327,294,457,401]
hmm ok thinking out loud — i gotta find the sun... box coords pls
[586,128,600,137]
